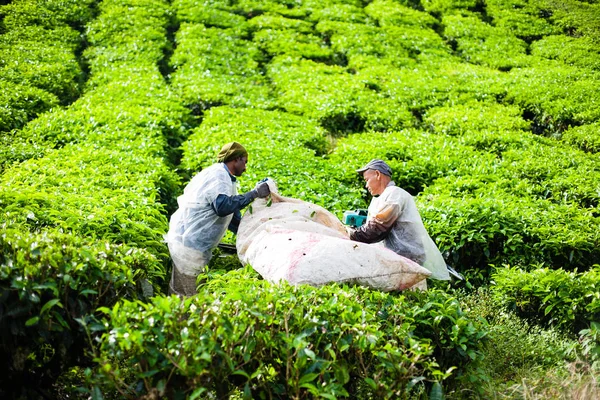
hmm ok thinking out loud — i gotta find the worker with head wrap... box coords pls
[349,159,450,281]
[165,142,271,296]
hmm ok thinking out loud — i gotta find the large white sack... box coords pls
[236,182,431,291]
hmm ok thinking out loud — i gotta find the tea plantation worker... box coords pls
[348,159,450,281]
[166,142,271,296]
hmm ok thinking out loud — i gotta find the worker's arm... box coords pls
[350,203,400,243]
[228,210,242,234]
[211,182,270,234]
[212,192,256,218]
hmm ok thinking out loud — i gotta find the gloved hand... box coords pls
[253,181,270,198]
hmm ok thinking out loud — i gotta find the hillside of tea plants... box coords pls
[1,0,598,398]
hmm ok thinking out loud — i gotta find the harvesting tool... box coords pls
[343,209,368,228]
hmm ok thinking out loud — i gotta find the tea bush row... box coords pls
[268,56,415,133]
[505,64,600,132]
[543,0,600,39]
[0,0,95,31]
[169,23,274,111]
[531,34,600,71]
[492,265,600,335]
[364,0,439,29]
[316,19,451,69]
[174,0,369,26]
[442,13,530,70]
[90,268,488,399]
[326,128,494,198]
[171,0,453,133]
[420,185,599,272]
[0,0,95,133]
[420,0,479,16]
[429,0,600,136]
[485,0,560,41]
[0,0,187,395]
[83,0,172,75]
[424,101,600,208]
[561,122,600,154]
[353,60,509,115]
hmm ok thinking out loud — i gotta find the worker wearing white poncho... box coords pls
[166,142,270,296]
[349,159,450,281]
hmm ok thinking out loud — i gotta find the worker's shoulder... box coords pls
[383,185,412,199]
[195,163,226,177]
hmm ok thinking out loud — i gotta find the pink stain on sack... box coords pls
[286,232,321,281]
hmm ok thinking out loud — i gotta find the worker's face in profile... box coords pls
[231,156,248,177]
[363,169,385,196]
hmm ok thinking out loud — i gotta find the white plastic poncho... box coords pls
[237,181,431,291]
[166,163,237,276]
[366,184,450,280]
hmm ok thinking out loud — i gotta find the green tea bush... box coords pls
[174,0,249,30]
[176,0,319,21]
[0,226,155,396]
[0,144,177,267]
[442,13,531,70]
[90,268,487,399]
[248,13,314,33]
[224,0,311,18]
[181,106,364,213]
[0,0,94,133]
[485,0,560,41]
[268,56,414,133]
[0,81,59,133]
[561,123,600,154]
[420,180,600,272]
[497,141,600,208]
[0,132,47,174]
[491,265,600,334]
[24,66,189,149]
[424,100,530,137]
[316,20,451,68]
[505,63,600,132]
[253,28,333,61]
[307,3,370,24]
[84,0,171,72]
[355,60,509,115]
[419,189,530,271]
[0,0,96,30]
[420,0,479,16]
[531,35,600,71]
[0,26,83,101]
[425,103,600,208]
[545,0,600,39]
[364,0,439,29]
[170,23,274,110]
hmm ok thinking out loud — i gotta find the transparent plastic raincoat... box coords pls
[166,163,238,294]
[362,183,450,280]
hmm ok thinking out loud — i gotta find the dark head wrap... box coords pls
[217,142,248,163]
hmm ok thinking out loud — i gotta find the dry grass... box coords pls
[501,361,599,400]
